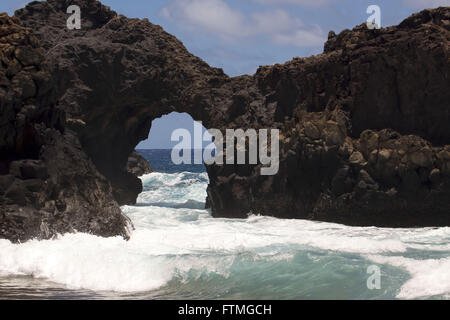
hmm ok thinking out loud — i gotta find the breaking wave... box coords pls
[0,171,449,299]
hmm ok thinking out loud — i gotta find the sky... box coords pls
[2,0,449,148]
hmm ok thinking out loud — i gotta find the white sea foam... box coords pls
[137,172,208,205]
[0,171,449,299]
[367,255,450,299]
[0,234,171,292]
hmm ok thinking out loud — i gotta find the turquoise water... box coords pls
[0,150,449,300]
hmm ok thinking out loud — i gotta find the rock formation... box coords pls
[0,12,130,242]
[0,0,448,241]
[126,151,153,177]
[208,9,450,226]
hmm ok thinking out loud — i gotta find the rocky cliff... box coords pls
[208,8,450,226]
[0,12,130,242]
[0,0,449,241]
[126,151,153,177]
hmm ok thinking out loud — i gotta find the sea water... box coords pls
[0,150,449,300]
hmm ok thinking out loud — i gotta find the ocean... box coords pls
[0,149,449,300]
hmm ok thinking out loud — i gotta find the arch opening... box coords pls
[127,112,216,211]
[135,112,215,174]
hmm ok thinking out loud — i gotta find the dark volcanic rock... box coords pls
[207,8,450,226]
[126,151,153,177]
[0,13,129,242]
[1,0,448,242]
[120,151,153,205]
[14,0,235,207]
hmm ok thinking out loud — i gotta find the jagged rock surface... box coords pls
[1,1,448,242]
[14,0,235,207]
[0,13,129,242]
[207,8,450,225]
[126,151,153,177]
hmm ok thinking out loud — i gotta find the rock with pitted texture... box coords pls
[126,151,153,177]
[15,0,235,207]
[1,0,448,243]
[0,13,129,242]
[208,7,450,226]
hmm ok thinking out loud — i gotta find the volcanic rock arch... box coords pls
[14,0,277,207]
[1,0,449,242]
[14,0,232,200]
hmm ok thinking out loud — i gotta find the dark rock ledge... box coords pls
[126,151,153,178]
[0,0,449,242]
[0,12,130,242]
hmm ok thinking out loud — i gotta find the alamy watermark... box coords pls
[67,4,381,31]
[367,265,381,290]
[366,5,382,30]
[67,5,81,30]
[171,121,280,176]
[63,4,381,177]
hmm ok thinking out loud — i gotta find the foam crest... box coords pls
[0,233,235,292]
[0,171,448,299]
[367,255,450,299]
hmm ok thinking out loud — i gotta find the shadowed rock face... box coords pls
[126,151,153,178]
[14,0,239,207]
[0,0,449,241]
[0,13,129,242]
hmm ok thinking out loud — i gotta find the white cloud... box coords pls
[251,9,303,34]
[272,26,325,47]
[161,0,247,38]
[161,0,326,47]
[403,0,450,9]
[250,0,334,7]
